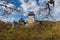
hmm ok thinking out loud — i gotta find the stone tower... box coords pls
[28,12,35,24]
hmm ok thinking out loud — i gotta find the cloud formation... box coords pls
[19,0,60,21]
[0,0,60,22]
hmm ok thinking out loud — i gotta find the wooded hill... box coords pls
[0,21,60,40]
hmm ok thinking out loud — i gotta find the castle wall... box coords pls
[28,16,34,24]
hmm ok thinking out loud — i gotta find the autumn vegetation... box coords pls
[0,21,60,40]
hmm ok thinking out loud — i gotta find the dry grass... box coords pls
[0,21,60,40]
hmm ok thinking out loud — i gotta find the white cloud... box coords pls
[0,0,60,22]
[0,1,6,4]
[6,3,15,8]
[1,17,15,23]
[19,0,60,21]
[53,0,60,21]
[20,0,39,13]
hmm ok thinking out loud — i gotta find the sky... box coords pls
[0,0,60,22]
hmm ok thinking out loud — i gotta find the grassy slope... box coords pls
[0,21,60,40]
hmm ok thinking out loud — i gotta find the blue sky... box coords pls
[0,0,60,22]
[11,0,21,8]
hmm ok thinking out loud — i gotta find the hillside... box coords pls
[0,21,60,40]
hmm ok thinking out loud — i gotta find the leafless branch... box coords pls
[38,0,55,20]
[0,4,23,14]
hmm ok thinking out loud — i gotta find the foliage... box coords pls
[0,21,60,40]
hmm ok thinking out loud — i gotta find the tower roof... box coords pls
[28,12,35,16]
[19,18,27,24]
[19,18,25,22]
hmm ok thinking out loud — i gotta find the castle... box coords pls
[18,12,35,26]
[0,11,37,28]
[12,11,37,27]
[28,12,35,24]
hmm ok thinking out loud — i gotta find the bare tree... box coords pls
[0,3,23,15]
[38,0,55,20]
[0,1,23,19]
